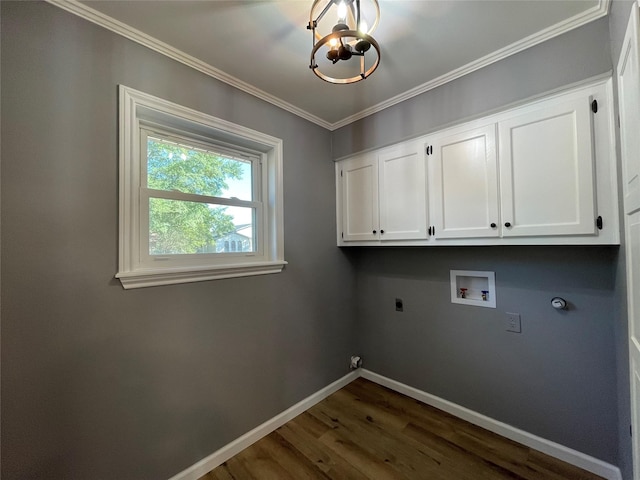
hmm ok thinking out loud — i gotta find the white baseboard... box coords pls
[360,369,623,480]
[167,371,359,480]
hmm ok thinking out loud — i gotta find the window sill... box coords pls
[116,261,287,289]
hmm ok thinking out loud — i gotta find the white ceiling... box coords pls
[63,0,608,129]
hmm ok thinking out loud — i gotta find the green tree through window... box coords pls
[146,137,246,255]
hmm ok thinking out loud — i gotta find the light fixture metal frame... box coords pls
[308,0,381,84]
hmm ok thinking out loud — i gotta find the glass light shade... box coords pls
[309,0,379,43]
[308,0,381,84]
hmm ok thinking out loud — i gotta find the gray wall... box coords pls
[0,2,357,479]
[332,16,613,159]
[352,247,618,462]
[334,15,623,467]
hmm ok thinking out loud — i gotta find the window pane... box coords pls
[149,198,254,255]
[147,136,252,200]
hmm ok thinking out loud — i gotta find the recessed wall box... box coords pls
[450,270,496,308]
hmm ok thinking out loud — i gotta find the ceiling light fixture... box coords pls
[308,0,381,84]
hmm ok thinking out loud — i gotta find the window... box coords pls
[142,131,257,258]
[117,86,285,289]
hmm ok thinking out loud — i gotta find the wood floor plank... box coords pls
[330,387,410,432]
[343,379,461,441]
[201,378,605,480]
[258,432,330,480]
[306,406,401,478]
[276,421,370,480]
[316,394,450,480]
[317,428,406,480]
[235,437,297,480]
[402,420,529,480]
[343,381,527,479]
[292,409,336,440]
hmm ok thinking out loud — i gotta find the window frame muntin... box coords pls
[117,85,286,289]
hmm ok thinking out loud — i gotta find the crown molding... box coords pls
[46,0,609,132]
[329,0,611,130]
[44,0,333,130]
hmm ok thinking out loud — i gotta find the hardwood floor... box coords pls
[201,378,604,480]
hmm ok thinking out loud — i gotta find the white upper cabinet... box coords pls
[428,124,499,239]
[498,95,596,237]
[340,153,379,241]
[378,141,428,240]
[336,76,619,246]
[339,141,428,242]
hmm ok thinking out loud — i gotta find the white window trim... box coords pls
[116,85,286,289]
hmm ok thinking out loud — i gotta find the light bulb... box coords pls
[359,20,368,34]
[337,1,347,21]
[329,38,338,47]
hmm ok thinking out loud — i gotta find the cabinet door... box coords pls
[498,97,596,237]
[429,124,499,239]
[341,154,379,241]
[618,8,640,480]
[618,5,640,216]
[378,141,428,240]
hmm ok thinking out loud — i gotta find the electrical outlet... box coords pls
[395,298,403,312]
[506,312,521,333]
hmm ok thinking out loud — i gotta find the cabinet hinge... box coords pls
[425,145,433,156]
[591,99,598,114]
[341,232,344,239]
[596,216,603,230]
[340,170,343,177]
